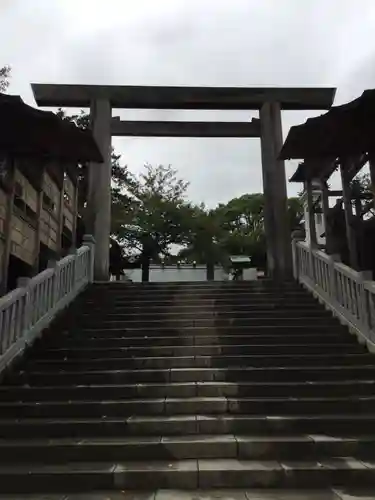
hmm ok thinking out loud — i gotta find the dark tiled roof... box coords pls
[280,89,375,161]
[0,93,103,163]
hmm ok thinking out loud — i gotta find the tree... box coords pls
[114,163,193,256]
[211,193,303,269]
[57,107,196,258]
[0,65,11,92]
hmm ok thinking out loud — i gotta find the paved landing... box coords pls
[1,489,374,499]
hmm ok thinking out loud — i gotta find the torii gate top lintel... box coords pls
[32,84,335,111]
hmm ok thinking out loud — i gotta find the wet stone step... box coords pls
[64,317,339,328]
[77,301,326,312]
[82,287,315,295]
[9,365,375,386]
[24,354,375,371]
[2,380,375,402]
[3,488,367,500]
[30,343,365,359]
[38,333,356,349]
[1,414,375,439]
[76,295,317,303]
[0,435,375,463]
[54,325,349,337]
[76,310,333,320]
[0,458,374,493]
[0,396,375,418]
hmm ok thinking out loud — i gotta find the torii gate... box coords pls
[32,84,335,281]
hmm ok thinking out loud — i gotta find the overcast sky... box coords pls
[2,0,375,207]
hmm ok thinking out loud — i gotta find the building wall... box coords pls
[0,188,7,285]
[62,174,77,237]
[40,171,61,252]
[0,160,79,294]
[11,170,38,266]
[10,214,36,266]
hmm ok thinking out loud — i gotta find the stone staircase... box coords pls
[0,280,374,498]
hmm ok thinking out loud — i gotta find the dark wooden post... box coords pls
[306,180,317,247]
[340,160,358,269]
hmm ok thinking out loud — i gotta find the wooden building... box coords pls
[0,93,102,294]
[280,89,375,275]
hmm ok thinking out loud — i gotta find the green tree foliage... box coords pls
[56,109,197,257]
[181,193,303,270]
[0,65,11,92]
[113,163,193,256]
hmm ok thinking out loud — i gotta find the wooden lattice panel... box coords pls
[10,214,36,265]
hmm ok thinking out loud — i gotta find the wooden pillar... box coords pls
[369,157,375,210]
[319,180,331,252]
[354,198,362,218]
[57,171,65,260]
[1,164,15,295]
[32,187,43,275]
[71,177,79,250]
[306,180,317,247]
[340,160,358,269]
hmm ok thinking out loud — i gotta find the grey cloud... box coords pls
[3,0,375,205]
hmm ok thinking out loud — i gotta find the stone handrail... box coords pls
[0,235,95,375]
[292,238,375,350]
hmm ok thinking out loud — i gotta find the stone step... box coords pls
[84,283,302,291]
[76,309,332,320]
[83,285,312,294]
[1,414,375,439]
[40,333,354,348]
[91,281,301,289]
[0,435,374,463]
[25,354,375,371]
[11,365,375,386]
[0,488,366,500]
[1,396,375,418]
[64,318,340,330]
[0,458,374,493]
[80,300,322,310]
[32,343,364,359]
[57,324,347,337]
[82,288,309,301]
[80,297,318,308]
[77,302,325,312]
[2,380,375,402]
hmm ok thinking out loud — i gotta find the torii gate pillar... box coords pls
[87,98,112,281]
[260,101,292,279]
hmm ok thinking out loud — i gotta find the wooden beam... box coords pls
[328,190,343,197]
[111,119,261,138]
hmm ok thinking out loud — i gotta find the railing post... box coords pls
[291,234,304,281]
[327,254,340,303]
[360,270,372,334]
[16,277,30,339]
[47,259,58,307]
[83,234,96,283]
[68,247,77,291]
